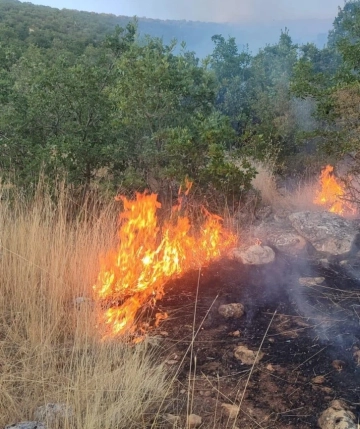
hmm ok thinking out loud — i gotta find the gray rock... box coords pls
[34,403,73,424]
[254,220,307,256]
[319,259,330,269]
[73,296,94,309]
[318,400,357,429]
[5,423,46,429]
[289,211,359,255]
[218,303,245,319]
[268,231,307,256]
[233,245,275,265]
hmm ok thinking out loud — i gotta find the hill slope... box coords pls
[2,0,332,55]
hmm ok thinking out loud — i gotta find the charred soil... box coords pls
[148,253,360,428]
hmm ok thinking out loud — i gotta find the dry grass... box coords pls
[250,159,320,213]
[250,159,280,208]
[0,183,168,428]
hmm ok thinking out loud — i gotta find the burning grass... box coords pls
[251,160,359,217]
[0,184,168,428]
[313,165,358,217]
[94,184,237,339]
[0,164,358,428]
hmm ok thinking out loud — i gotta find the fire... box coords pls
[314,165,357,216]
[93,184,236,338]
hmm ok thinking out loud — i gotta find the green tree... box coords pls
[210,34,252,133]
[238,30,299,161]
[0,24,136,190]
[110,37,255,202]
[290,1,360,157]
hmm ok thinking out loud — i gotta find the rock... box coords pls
[319,259,331,269]
[5,423,46,429]
[165,360,179,365]
[289,211,359,256]
[256,205,272,220]
[163,413,180,424]
[34,403,74,424]
[318,400,357,429]
[254,220,307,256]
[234,345,264,365]
[312,375,326,384]
[218,303,245,319]
[233,244,275,265]
[221,403,240,419]
[73,296,93,308]
[187,414,202,428]
[269,231,307,256]
[299,277,325,287]
[273,209,291,222]
[199,390,212,397]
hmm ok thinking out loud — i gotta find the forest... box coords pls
[0,0,359,209]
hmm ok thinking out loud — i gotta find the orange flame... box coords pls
[314,165,357,217]
[93,186,236,338]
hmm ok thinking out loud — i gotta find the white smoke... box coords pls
[119,0,342,23]
[24,0,343,23]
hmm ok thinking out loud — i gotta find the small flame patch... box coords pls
[93,186,236,339]
[314,165,357,217]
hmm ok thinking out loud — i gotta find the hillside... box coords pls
[2,0,332,55]
[1,0,359,203]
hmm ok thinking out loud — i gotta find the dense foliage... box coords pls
[291,0,360,167]
[1,0,360,206]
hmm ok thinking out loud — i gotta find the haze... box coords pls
[23,0,343,23]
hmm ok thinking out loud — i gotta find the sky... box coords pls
[22,0,344,23]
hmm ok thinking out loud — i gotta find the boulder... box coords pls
[5,423,46,429]
[269,232,307,256]
[318,400,357,429]
[233,245,275,265]
[254,221,307,256]
[218,303,245,319]
[289,211,359,256]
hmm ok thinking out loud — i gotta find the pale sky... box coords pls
[22,0,344,23]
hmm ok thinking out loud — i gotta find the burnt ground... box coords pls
[146,252,360,428]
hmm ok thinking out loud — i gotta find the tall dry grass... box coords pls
[250,159,320,213]
[0,182,168,428]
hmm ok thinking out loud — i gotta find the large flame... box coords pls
[314,165,357,216]
[93,184,236,338]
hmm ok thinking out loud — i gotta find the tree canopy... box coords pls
[1,0,360,207]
